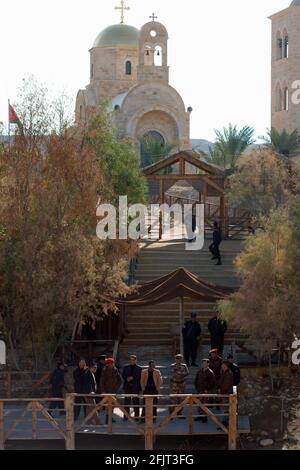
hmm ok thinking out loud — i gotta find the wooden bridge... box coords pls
[0,392,250,450]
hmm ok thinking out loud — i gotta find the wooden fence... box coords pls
[0,392,238,450]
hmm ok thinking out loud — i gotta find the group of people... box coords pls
[182,310,227,367]
[49,344,240,425]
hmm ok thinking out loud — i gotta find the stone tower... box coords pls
[75,16,191,162]
[269,1,300,134]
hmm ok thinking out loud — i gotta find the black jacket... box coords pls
[73,367,86,393]
[182,320,202,342]
[83,370,97,394]
[228,362,241,386]
[122,364,142,394]
[50,368,66,395]
[208,317,227,339]
[213,229,222,245]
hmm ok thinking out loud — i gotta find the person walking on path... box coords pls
[100,358,123,424]
[122,355,142,421]
[169,354,189,418]
[208,310,227,356]
[141,361,163,421]
[182,312,202,367]
[209,221,222,266]
[194,358,216,422]
[73,358,88,420]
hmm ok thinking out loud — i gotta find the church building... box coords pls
[270,0,300,135]
[75,7,191,164]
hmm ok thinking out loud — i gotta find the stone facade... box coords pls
[269,2,300,134]
[75,20,190,156]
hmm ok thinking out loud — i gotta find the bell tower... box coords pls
[138,15,169,83]
[269,1,300,134]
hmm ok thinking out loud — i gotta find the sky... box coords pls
[0,0,292,141]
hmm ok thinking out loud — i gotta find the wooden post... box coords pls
[144,396,154,450]
[0,401,4,450]
[31,402,37,440]
[179,297,184,357]
[107,396,113,434]
[65,394,75,450]
[188,396,193,435]
[228,394,238,450]
[159,179,164,240]
[6,371,11,399]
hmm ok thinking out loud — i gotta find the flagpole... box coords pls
[8,99,11,148]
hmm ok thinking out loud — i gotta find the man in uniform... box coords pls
[182,312,202,367]
[169,354,189,418]
[208,310,228,356]
[209,348,223,381]
[194,359,216,422]
[218,361,234,426]
[100,358,123,424]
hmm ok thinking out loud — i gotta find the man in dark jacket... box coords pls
[122,355,142,421]
[208,310,228,356]
[227,354,241,387]
[100,358,123,424]
[194,359,216,422]
[182,312,202,367]
[83,362,101,425]
[73,358,88,420]
[209,348,223,381]
[209,221,222,265]
[49,362,67,415]
[218,361,234,426]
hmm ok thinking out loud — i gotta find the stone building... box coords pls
[269,0,300,134]
[75,17,191,164]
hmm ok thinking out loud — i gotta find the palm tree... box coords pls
[261,128,300,157]
[206,124,255,171]
[139,136,178,167]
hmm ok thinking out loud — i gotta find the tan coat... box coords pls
[140,369,163,393]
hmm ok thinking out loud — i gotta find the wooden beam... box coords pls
[144,396,154,450]
[0,402,4,450]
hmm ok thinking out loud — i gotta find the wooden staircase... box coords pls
[119,239,247,366]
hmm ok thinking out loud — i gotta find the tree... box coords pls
[261,128,300,157]
[0,78,147,370]
[139,136,178,167]
[219,201,300,388]
[226,149,299,218]
[206,124,255,170]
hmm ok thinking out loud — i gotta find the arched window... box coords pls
[144,45,153,66]
[125,61,132,75]
[275,84,282,112]
[284,87,289,111]
[154,46,163,66]
[276,32,283,60]
[284,35,289,58]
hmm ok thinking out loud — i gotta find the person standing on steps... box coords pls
[218,361,234,427]
[227,354,241,387]
[122,355,142,421]
[194,358,216,422]
[73,358,88,420]
[169,354,189,418]
[209,348,223,381]
[100,358,123,424]
[140,360,163,422]
[82,362,101,425]
[209,221,222,266]
[182,312,202,367]
[208,309,228,357]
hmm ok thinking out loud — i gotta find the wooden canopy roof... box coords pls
[107,268,234,308]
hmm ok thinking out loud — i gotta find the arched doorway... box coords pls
[140,130,166,167]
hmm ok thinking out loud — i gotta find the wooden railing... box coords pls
[0,392,238,451]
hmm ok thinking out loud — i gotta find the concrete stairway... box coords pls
[119,240,247,371]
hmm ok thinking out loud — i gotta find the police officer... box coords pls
[182,312,202,367]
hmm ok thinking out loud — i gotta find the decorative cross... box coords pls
[115,0,130,24]
[149,13,158,22]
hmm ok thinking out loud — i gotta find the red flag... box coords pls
[9,104,20,124]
